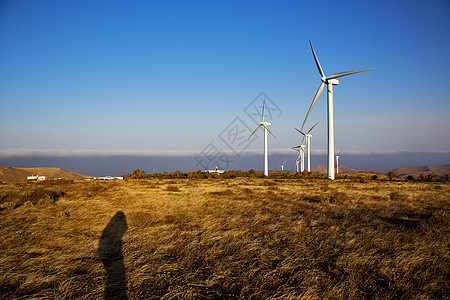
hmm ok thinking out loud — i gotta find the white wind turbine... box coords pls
[292,146,305,172]
[293,149,300,172]
[278,161,286,171]
[301,40,373,180]
[295,122,319,172]
[299,144,305,172]
[249,96,276,176]
[335,151,342,174]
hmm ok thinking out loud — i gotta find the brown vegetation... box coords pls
[0,177,448,299]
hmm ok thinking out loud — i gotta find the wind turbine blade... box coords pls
[248,124,262,139]
[309,39,325,78]
[301,82,324,131]
[337,151,342,156]
[261,95,266,122]
[264,125,277,139]
[307,121,319,134]
[295,128,306,136]
[327,68,374,80]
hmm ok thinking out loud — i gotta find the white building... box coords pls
[206,167,225,174]
[27,175,46,181]
[94,176,124,180]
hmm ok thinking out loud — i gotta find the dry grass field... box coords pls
[0,177,448,299]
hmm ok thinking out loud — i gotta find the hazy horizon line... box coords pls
[1,148,449,158]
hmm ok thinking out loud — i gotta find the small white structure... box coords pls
[206,167,225,174]
[94,176,124,180]
[27,175,46,181]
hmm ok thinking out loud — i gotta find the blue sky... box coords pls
[0,0,449,173]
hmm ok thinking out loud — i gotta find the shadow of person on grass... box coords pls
[98,211,128,299]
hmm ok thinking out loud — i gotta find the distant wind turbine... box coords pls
[336,151,342,174]
[293,149,300,172]
[301,39,373,179]
[295,122,319,172]
[299,144,305,172]
[278,161,286,171]
[249,96,276,176]
[299,145,305,172]
[292,147,305,172]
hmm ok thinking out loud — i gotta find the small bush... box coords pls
[445,173,450,182]
[387,171,398,181]
[389,191,407,201]
[426,173,437,182]
[166,185,180,192]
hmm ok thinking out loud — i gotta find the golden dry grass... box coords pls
[0,178,449,299]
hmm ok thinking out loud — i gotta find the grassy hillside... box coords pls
[0,178,448,299]
[0,166,31,181]
[0,166,91,181]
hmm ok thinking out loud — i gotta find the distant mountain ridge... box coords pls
[392,164,450,177]
[0,166,91,181]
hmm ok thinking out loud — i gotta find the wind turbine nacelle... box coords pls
[262,121,271,126]
[329,79,339,85]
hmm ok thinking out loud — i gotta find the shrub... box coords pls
[387,171,397,181]
[426,173,437,182]
[166,185,180,192]
[389,191,407,201]
[445,173,450,182]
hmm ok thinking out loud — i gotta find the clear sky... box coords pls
[1,0,449,173]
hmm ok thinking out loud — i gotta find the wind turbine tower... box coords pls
[300,145,305,172]
[249,96,276,176]
[295,122,318,172]
[292,144,306,172]
[301,40,373,179]
[335,151,341,174]
[293,148,300,172]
